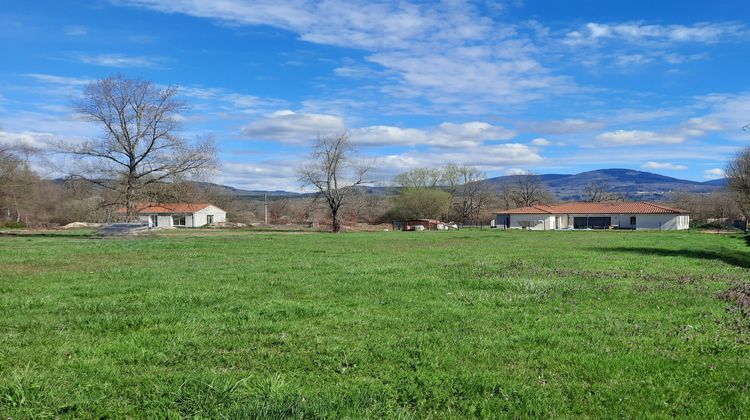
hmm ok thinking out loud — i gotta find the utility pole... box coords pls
[264,194,268,224]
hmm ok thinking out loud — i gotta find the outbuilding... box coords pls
[401,219,443,231]
[122,203,227,228]
[494,202,689,230]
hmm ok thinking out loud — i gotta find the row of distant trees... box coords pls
[296,132,566,230]
[3,73,750,231]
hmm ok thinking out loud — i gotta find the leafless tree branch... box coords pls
[298,132,372,232]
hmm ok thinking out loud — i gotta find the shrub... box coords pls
[0,221,26,229]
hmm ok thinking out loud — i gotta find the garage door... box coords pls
[573,216,612,229]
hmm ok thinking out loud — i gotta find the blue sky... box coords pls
[1,0,748,190]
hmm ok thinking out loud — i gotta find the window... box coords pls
[206,215,214,224]
[172,215,186,226]
[630,216,637,226]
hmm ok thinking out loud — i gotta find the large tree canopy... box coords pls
[65,74,216,218]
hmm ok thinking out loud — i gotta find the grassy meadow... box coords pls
[1,228,749,417]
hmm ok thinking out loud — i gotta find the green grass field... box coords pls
[1,229,749,417]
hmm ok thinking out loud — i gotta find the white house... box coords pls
[124,203,227,228]
[494,202,689,230]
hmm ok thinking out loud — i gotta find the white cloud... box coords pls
[703,168,725,179]
[351,121,515,148]
[79,53,165,68]
[377,143,542,177]
[679,117,723,137]
[562,22,746,69]
[429,122,516,147]
[530,137,551,146]
[240,111,516,148]
[240,110,346,143]
[519,118,606,134]
[504,167,528,175]
[0,131,55,150]
[596,130,685,145]
[25,73,91,86]
[117,0,576,107]
[565,22,746,46]
[641,161,688,170]
[218,160,302,191]
[179,86,288,117]
[350,126,428,146]
[63,25,88,36]
[614,53,652,66]
[690,93,750,139]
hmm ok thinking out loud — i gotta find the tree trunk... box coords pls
[331,208,341,233]
[13,197,20,223]
[125,171,136,222]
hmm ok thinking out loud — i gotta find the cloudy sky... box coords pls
[1,0,748,190]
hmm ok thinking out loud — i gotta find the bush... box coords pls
[0,221,26,229]
[693,220,740,230]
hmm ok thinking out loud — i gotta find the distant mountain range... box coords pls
[196,182,302,198]
[484,168,725,201]
[213,168,726,202]
[57,169,727,202]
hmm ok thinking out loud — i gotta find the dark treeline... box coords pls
[2,152,742,229]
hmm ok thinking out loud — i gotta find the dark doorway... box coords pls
[573,216,612,229]
[588,217,611,229]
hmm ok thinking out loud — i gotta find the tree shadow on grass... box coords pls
[0,231,99,239]
[600,244,750,270]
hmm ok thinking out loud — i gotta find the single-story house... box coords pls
[121,203,227,228]
[494,202,689,230]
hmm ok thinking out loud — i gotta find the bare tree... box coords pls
[726,146,750,222]
[393,167,443,189]
[496,183,517,210]
[63,74,217,219]
[670,190,740,226]
[510,172,552,207]
[583,181,622,202]
[0,143,39,224]
[444,165,493,224]
[298,133,372,232]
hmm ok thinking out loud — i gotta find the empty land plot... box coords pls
[1,229,749,417]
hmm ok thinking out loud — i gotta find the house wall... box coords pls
[635,214,689,230]
[563,213,688,230]
[508,214,557,230]
[137,215,172,227]
[137,214,194,227]
[501,213,689,230]
[193,206,227,227]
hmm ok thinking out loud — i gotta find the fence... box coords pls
[391,221,495,231]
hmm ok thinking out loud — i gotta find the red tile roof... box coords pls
[117,203,213,214]
[495,202,687,215]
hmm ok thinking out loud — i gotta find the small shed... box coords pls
[403,219,443,231]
